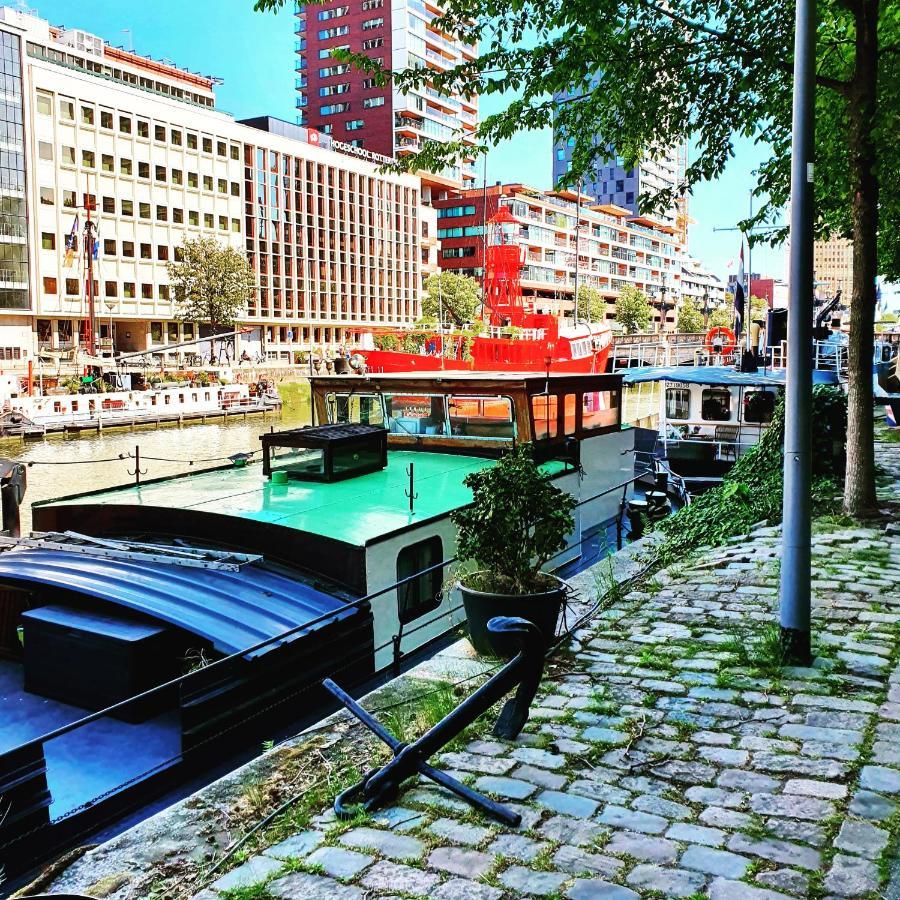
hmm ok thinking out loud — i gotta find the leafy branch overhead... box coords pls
[166,236,256,332]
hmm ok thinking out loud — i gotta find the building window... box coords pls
[104,239,116,255]
[40,187,53,205]
[156,205,168,222]
[158,285,170,300]
[101,154,113,172]
[137,120,149,138]
[217,178,227,193]
[363,96,384,108]
[154,124,165,141]
[320,83,350,96]
[141,283,153,299]
[321,64,350,77]
[230,181,240,197]
[136,161,149,179]
[105,282,117,298]
[320,102,350,116]
[36,93,51,115]
[81,150,95,168]
[59,99,74,121]
[122,199,134,216]
[204,213,214,228]
[189,210,199,226]
[157,245,169,261]
[231,218,241,232]
[217,140,227,157]
[38,141,53,161]
[62,190,76,208]
[318,5,348,18]
[122,241,135,257]
[141,243,151,259]
[81,105,94,125]
[172,207,184,224]
[123,282,135,299]
[121,158,133,176]
[362,37,383,49]
[318,25,350,38]
[100,110,113,129]
[155,165,167,182]
[361,0,383,9]
[42,276,56,293]
[319,43,349,59]
[345,119,364,131]
[65,278,79,295]
[202,136,212,153]
[41,232,55,250]
[203,175,213,191]
[362,17,384,29]
[138,201,150,218]
[171,128,182,145]
[396,536,443,624]
[119,116,132,134]
[186,132,198,150]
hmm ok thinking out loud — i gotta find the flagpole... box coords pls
[746,191,753,354]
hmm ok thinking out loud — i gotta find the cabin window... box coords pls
[326,392,385,426]
[701,389,731,421]
[204,392,210,401]
[384,394,448,436]
[164,395,171,405]
[447,395,514,439]
[192,392,198,402]
[665,388,690,421]
[71,401,78,412]
[150,395,157,406]
[582,390,619,431]
[563,394,578,435]
[531,394,558,439]
[744,390,776,424]
[396,535,443,624]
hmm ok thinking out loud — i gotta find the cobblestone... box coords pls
[625,863,706,896]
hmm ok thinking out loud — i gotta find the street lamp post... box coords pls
[780,0,816,664]
[703,291,711,329]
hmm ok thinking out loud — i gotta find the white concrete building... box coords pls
[679,255,727,312]
[0,7,436,366]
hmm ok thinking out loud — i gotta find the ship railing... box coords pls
[486,326,546,340]
[768,339,849,374]
[0,464,656,871]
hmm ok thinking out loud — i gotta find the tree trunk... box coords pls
[842,0,880,517]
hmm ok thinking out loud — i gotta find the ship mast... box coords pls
[82,184,97,357]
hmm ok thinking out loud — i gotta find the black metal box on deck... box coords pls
[260,423,388,483]
[21,605,173,721]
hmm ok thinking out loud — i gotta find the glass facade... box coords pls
[0,30,28,309]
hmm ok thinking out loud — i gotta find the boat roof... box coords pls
[311,372,623,390]
[38,451,567,548]
[0,549,354,657]
[621,366,841,387]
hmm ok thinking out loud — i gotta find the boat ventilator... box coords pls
[324,616,545,827]
[0,530,263,571]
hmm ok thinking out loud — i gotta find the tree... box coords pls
[574,285,608,323]
[255,0,898,517]
[614,286,653,334]
[709,305,735,330]
[421,272,481,326]
[167,237,255,334]
[677,298,705,333]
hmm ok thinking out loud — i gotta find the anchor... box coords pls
[323,616,545,827]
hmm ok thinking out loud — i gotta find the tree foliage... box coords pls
[708,304,735,330]
[676,298,705,333]
[167,237,255,332]
[614,285,653,334]
[575,285,608,323]
[452,443,576,594]
[421,272,481,326]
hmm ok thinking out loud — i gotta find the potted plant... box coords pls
[452,443,576,656]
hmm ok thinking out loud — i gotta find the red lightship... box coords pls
[360,207,613,374]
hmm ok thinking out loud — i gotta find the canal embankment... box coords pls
[29,434,900,899]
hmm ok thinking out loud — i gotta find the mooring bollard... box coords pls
[324,616,545,826]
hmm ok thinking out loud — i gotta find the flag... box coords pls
[63,214,79,268]
[733,244,745,339]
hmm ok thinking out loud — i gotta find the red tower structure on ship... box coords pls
[483,207,525,327]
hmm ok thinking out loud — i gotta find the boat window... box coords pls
[269,447,326,478]
[744,390,776,424]
[665,388,690,421]
[448,395,515,439]
[582,390,620,431]
[325,392,385,426]
[531,393,558,439]
[383,394,448,436]
[396,535,443,624]
[701,388,731,421]
[563,394,578,435]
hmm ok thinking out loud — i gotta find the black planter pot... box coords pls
[458,575,566,657]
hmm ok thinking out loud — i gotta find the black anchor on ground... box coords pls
[323,616,546,827]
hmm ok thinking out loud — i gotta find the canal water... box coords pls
[0,384,312,533]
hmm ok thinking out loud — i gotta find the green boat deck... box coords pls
[42,451,558,547]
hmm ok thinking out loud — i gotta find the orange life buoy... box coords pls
[705,326,736,355]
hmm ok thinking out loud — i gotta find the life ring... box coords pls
[705,326,736,355]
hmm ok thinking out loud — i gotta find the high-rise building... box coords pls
[552,87,687,240]
[814,235,853,300]
[433,184,682,330]
[294,0,479,192]
[0,7,438,364]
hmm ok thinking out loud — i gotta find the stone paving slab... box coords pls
[46,440,900,898]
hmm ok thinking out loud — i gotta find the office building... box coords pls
[294,0,479,191]
[814,235,853,300]
[0,7,436,364]
[433,184,682,330]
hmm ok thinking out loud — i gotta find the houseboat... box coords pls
[0,371,633,877]
[0,376,278,437]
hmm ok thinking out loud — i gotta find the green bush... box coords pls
[655,386,848,562]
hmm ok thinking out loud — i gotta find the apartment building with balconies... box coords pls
[294,0,478,193]
[433,183,682,330]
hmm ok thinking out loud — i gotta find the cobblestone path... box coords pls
[190,440,900,899]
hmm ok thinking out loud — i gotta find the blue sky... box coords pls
[30,0,787,281]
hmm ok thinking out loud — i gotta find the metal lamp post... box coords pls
[780,0,816,665]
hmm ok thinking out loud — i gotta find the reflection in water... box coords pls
[0,398,311,533]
